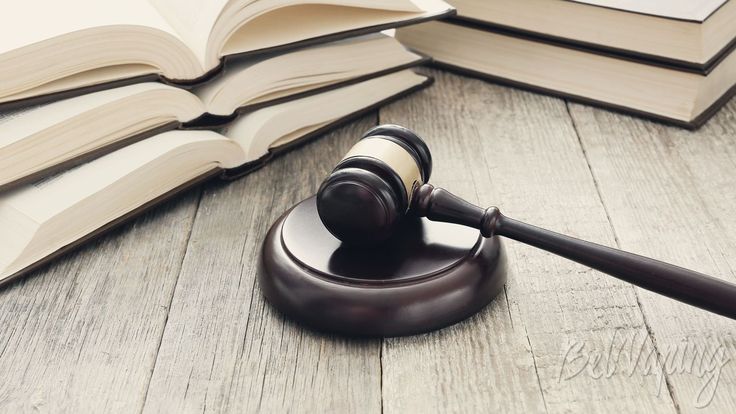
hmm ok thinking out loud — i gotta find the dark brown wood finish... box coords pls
[259,196,507,337]
[5,68,736,412]
[313,121,736,325]
[413,182,736,320]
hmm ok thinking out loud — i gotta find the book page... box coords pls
[218,0,446,59]
[1,131,239,225]
[571,0,726,21]
[0,82,207,189]
[152,0,433,67]
[0,83,181,149]
[0,130,247,280]
[0,65,156,105]
[223,70,427,160]
[194,33,421,115]
[150,0,233,66]
[0,0,181,56]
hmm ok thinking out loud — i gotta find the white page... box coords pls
[194,33,420,114]
[0,0,181,56]
[573,0,726,21]
[1,131,232,224]
[151,0,429,66]
[150,0,234,66]
[225,70,426,159]
[0,83,183,149]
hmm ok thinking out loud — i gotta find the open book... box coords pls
[0,34,424,192]
[0,69,431,284]
[0,0,452,108]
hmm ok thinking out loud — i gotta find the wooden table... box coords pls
[2,68,736,413]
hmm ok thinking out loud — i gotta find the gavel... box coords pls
[316,124,736,320]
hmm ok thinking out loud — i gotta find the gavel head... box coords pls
[317,125,432,245]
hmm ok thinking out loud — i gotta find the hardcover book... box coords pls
[397,21,736,128]
[448,0,736,72]
[0,69,433,284]
[0,34,425,191]
[0,0,453,109]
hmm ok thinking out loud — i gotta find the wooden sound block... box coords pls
[259,196,507,337]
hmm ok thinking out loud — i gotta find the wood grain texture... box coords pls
[0,191,201,413]
[379,69,677,413]
[2,68,735,414]
[568,100,736,413]
[142,115,383,414]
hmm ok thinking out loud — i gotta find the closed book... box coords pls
[398,21,736,128]
[447,0,736,73]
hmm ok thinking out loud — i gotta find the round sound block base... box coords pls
[259,197,507,337]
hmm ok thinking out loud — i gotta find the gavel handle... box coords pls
[412,183,736,319]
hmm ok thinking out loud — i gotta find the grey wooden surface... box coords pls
[1,68,736,413]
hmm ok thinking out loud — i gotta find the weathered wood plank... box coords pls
[379,69,677,413]
[5,70,733,414]
[0,191,201,412]
[569,100,736,413]
[142,116,383,413]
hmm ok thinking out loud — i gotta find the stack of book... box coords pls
[397,0,736,128]
[0,0,455,283]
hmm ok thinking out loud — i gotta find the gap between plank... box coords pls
[473,100,549,411]
[138,186,206,414]
[563,101,682,413]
